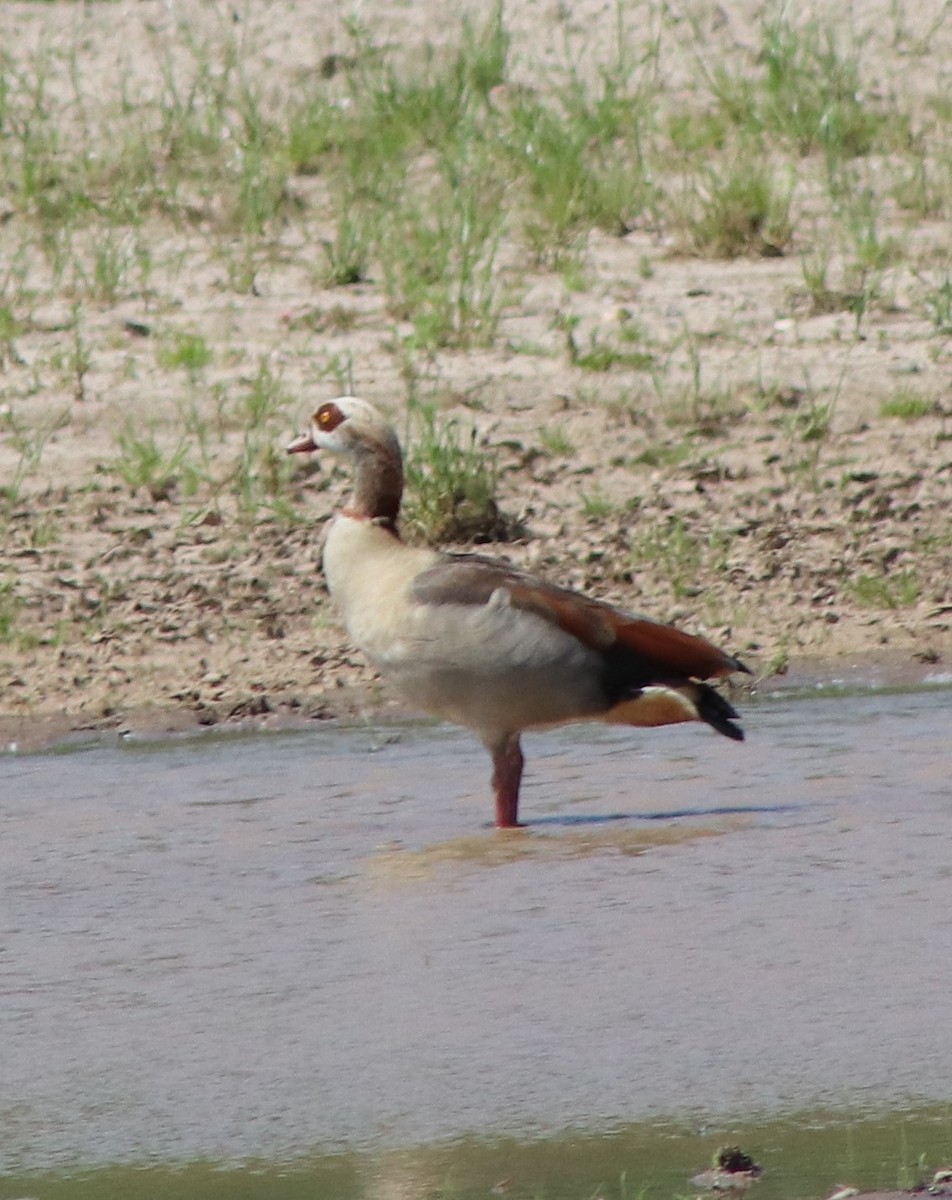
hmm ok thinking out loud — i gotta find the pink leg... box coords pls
[490,735,524,829]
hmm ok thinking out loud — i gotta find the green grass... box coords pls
[580,490,618,519]
[401,403,508,543]
[0,7,947,514]
[923,274,952,334]
[572,338,655,373]
[788,394,837,443]
[112,359,301,520]
[319,206,373,287]
[707,8,905,158]
[798,246,863,315]
[0,302,19,367]
[157,331,213,376]
[849,569,920,609]
[380,152,507,350]
[0,575,21,643]
[112,424,192,501]
[559,313,655,372]
[77,228,144,304]
[879,391,936,420]
[652,332,744,435]
[0,0,936,337]
[539,426,575,457]
[0,404,70,508]
[228,359,300,520]
[504,86,651,246]
[628,515,730,599]
[632,441,694,469]
[673,151,793,258]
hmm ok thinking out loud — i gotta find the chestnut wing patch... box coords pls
[409,554,747,741]
[612,618,745,682]
[409,554,744,684]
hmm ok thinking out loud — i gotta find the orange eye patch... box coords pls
[314,402,345,431]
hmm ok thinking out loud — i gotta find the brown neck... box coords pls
[348,443,403,530]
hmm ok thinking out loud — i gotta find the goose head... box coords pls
[287,397,401,462]
[288,397,404,526]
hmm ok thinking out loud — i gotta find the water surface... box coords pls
[1,688,950,1175]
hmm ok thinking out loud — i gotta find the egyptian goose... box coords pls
[288,397,749,828]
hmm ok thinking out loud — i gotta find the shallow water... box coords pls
[4,1107,952,1200]
[1,687,950,1178]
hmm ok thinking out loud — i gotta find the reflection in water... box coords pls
[369,818,744,879]
[0,688,951,1177]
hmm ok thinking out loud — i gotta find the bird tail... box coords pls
[692,682,744,741]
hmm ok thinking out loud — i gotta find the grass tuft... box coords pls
[879,391,936,420]
[710,11,904,158]
[402,403,511,543]
[849,569,919,609]
[673,152,793,258]
[628,515,729,599]
[158,331,213,376]
[112,425,191,501]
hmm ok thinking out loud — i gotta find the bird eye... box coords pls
[314,402,344,431]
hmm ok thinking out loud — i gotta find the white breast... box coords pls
[322,515,439,662]
[322,517,606,741]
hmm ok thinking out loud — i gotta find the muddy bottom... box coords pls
[1,686,950,1175]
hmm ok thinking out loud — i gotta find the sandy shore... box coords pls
[1,0,950,749]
